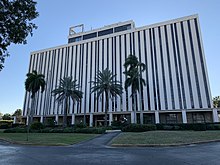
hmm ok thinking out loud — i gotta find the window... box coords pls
[192,113,205,123]
[166,114,178,124]
[68,36,82,43]
[98,28,113,36]
[114,24,131,33]
[83,32,97,40]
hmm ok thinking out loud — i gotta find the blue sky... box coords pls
[0,0,219,114]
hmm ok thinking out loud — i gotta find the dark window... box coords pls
[166,114,178,124]
[192,113,205,123]
[83,32,97,40]
[68,36,82,43]
[114,24,131,33]
[98,28,113,36]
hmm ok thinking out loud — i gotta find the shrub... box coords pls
[193,123,206,131]
[30,122,44,130]
[45,118,55,127]
[206,123,220,130]
[12,123,25,128]
[73,123,87,129]
[111,120,128,130]
[0,124,10,129]
[121,124,156,132]
[74,127,106,134]
[0,120,13,129]
[4,127,27,133]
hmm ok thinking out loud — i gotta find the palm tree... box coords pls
[123,54,146,124]
[90,68,123,127]
[51,77,83,127]
[25,70,46,124]
[213,96,220,108]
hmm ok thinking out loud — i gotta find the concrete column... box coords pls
[13,116,16,124]
[55,114,59,125]
[40,116,43,123]
[26,116,29,125]
[131,111,135,123]
[109,112,113,126]
[213,108,219,123]
[89,113,93,127]
[155,111,160,124]
[71,114,75,125]
[182,110,187,123]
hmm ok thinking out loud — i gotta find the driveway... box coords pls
[0,132,220,165]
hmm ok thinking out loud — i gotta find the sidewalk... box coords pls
[72,131,121,148]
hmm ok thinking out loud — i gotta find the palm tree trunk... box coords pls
[104,91,109,127]
[133,93,137,124]
[63,96,68,128]
[30,94,36,124]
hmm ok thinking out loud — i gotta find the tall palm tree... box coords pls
[213,96,220,108]
[51,77,83,127]
[90,68,123,127]
[25,70,46,124]
[123,54,146,124]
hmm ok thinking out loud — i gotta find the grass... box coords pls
[111,131,220,146]
[0,132,98,146]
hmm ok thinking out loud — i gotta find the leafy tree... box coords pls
[213,96,220,108]
[2,113,11,120]
[91,68,123,127]
[123,54,146,124]
[0,0,38,71]
[13,109,22,123]
[25,70,45,124]
[51,77,83,128]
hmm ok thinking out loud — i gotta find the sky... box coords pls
[0,0,219,114]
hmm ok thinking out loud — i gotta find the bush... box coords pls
[45,118,55,127]
[0,124,10,129]
[73,123,87,129]
[0,120,13,129]
[12,123,25,128]
[30,122,44,130]
[121,124,156,132]
[111,120,128,130]
[74,127,106,134]
[4,127,27,133]
[193,123,206,131]
[206,123,220,130]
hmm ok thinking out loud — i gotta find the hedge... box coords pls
[121,124,156,132]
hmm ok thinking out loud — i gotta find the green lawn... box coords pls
[111,131,220,146]
[0,132,98,146]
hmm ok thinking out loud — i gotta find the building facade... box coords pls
[23,14,219,126]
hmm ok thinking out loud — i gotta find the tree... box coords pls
[51,77,83,127]
[2,113,11,120]
[25,70,45,124]
[123,54,146,124]
[213,96,220,108]
[13,109,22,123]
[91,68,123,127]
[0,0,39,71]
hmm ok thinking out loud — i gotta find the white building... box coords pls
[23,14,219,126]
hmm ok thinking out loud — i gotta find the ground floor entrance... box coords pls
[19,108,219,127]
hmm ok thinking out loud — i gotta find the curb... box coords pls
[111,139,220,147]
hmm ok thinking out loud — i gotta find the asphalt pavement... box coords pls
[0,132,220,165]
